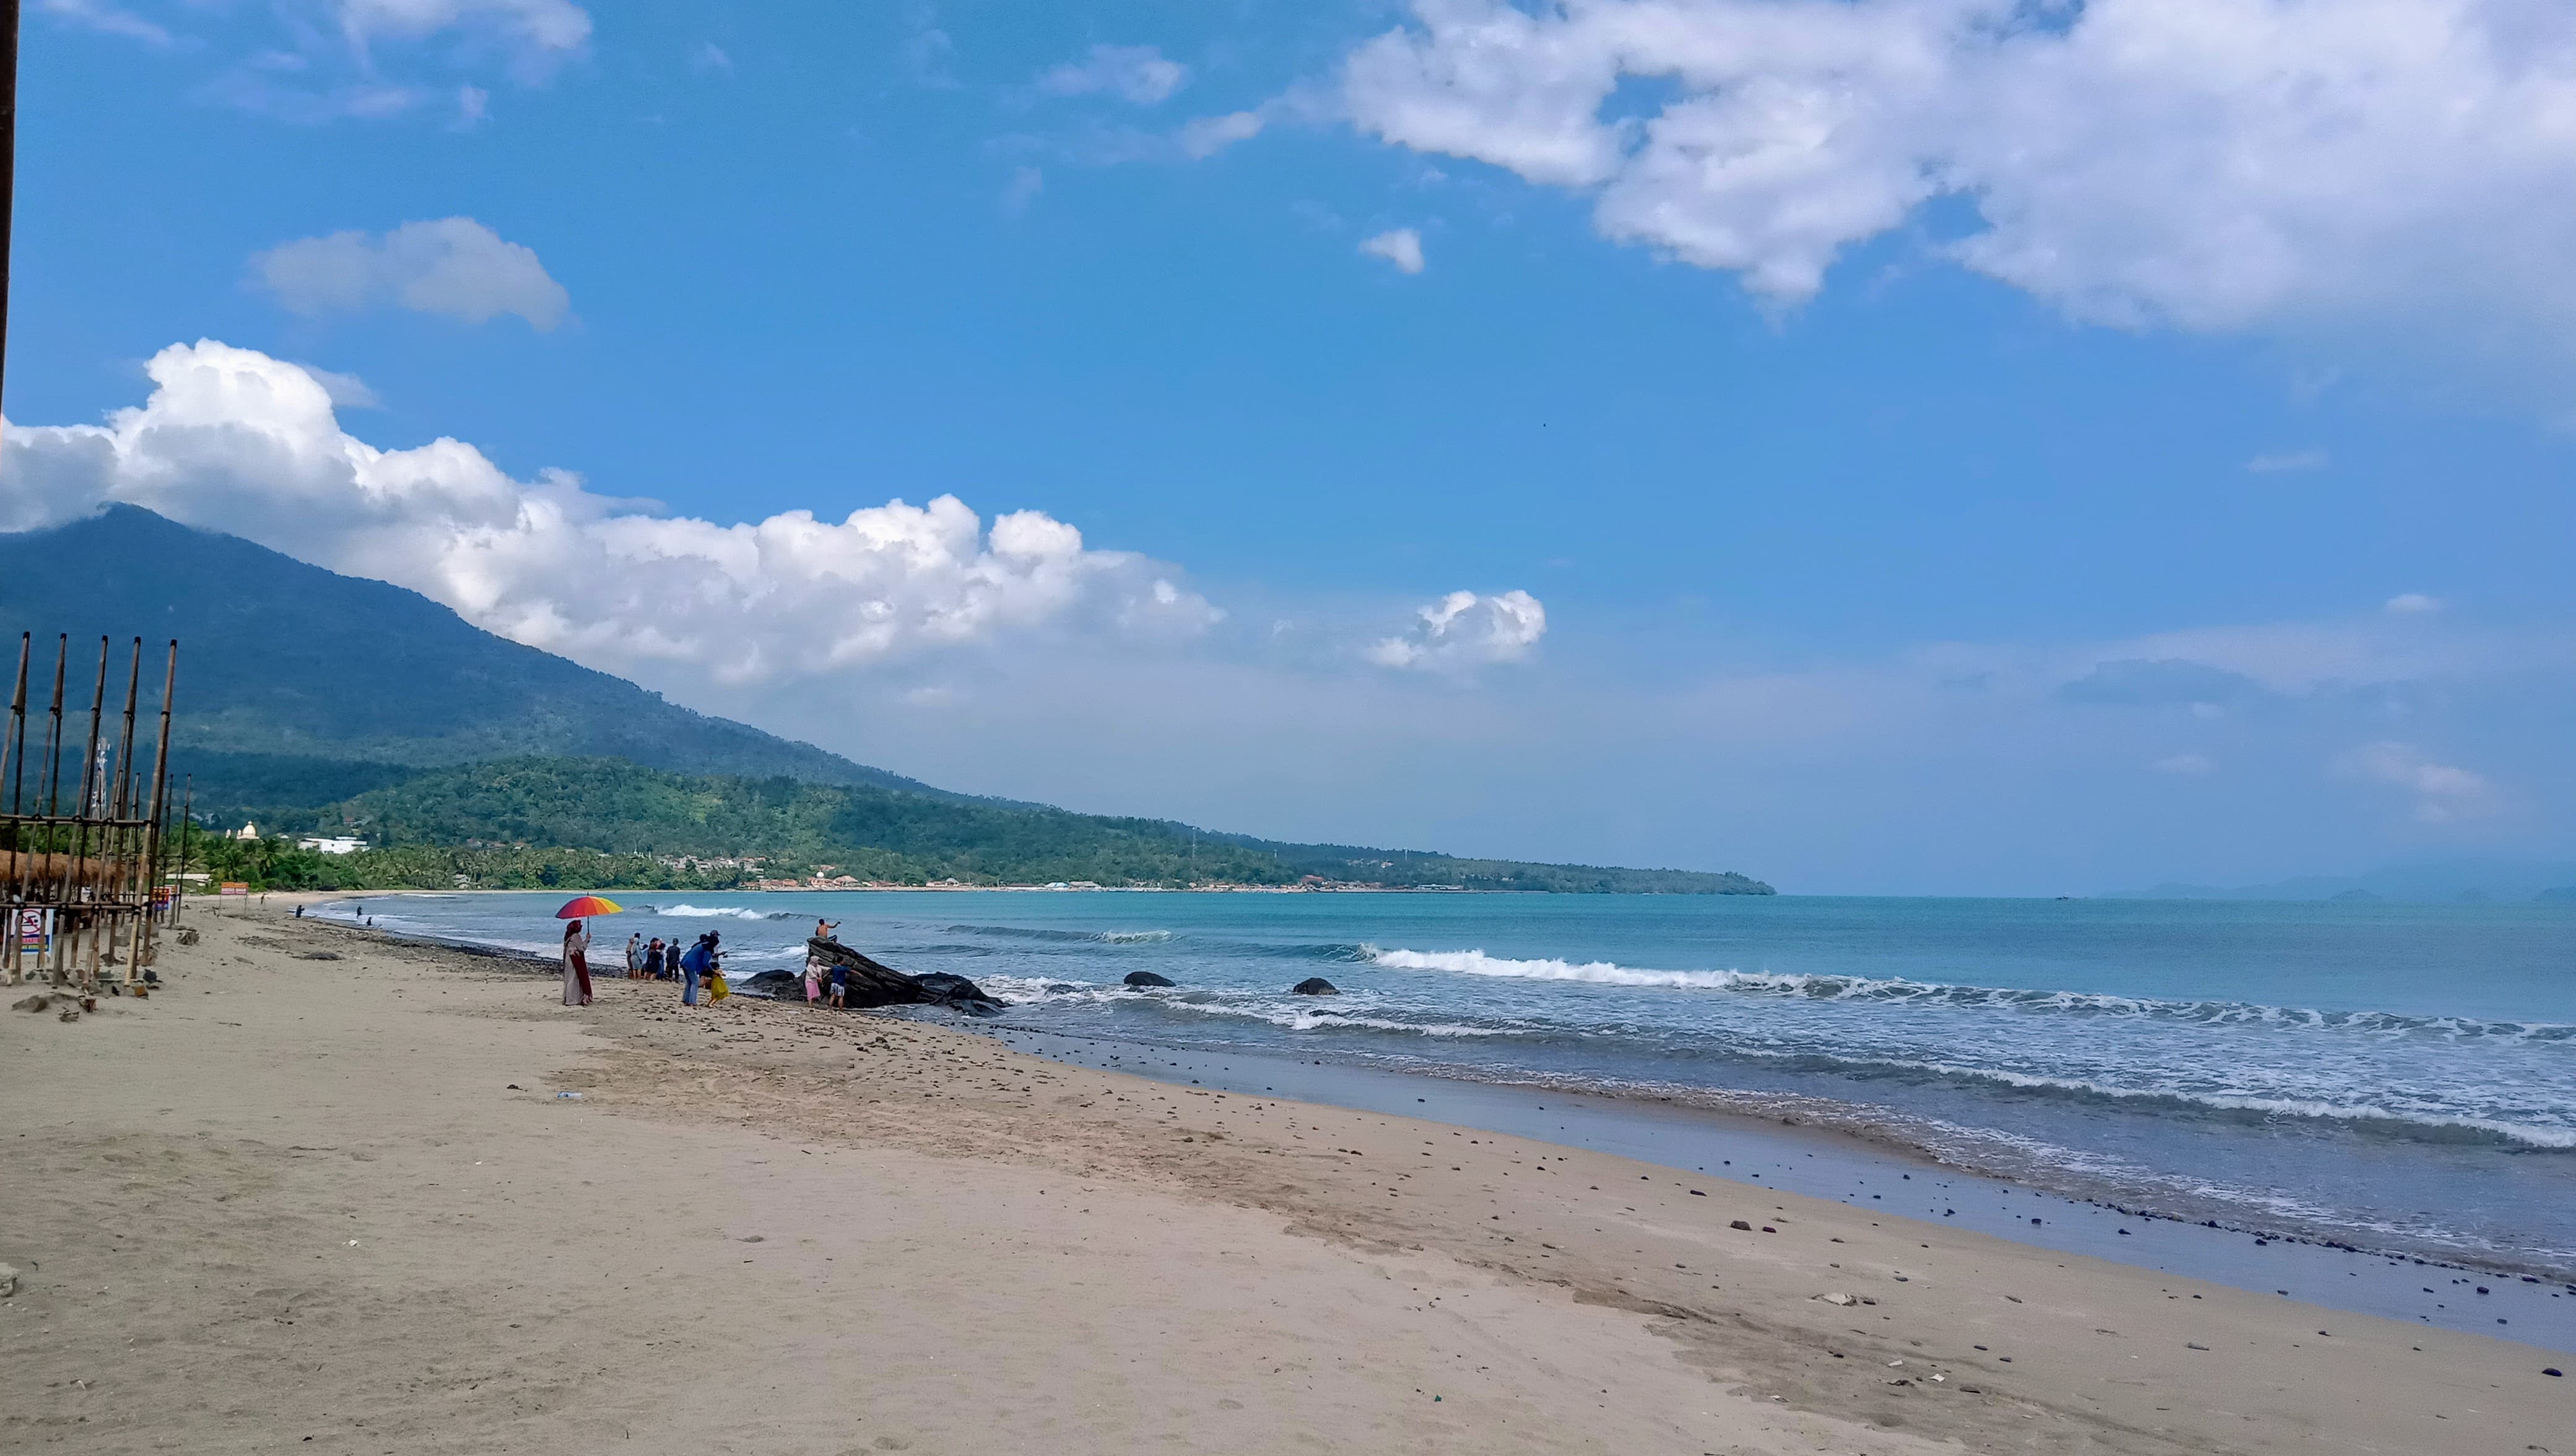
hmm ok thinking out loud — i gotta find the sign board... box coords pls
[15,908,47,952]
[219,882,250,897]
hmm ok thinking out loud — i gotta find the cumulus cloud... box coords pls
[1360,228,1427,274]
[251,218,572,330]
[1337,0,2576,366]
[0,341,1222,685]
[2336,741,2505,823]
[1368,589,1546,670]
[1039,44,1189,105]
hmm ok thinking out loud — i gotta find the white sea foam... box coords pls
[659,904,774,920]
[1367,946,1741,989]
[1362,947,2574,1040]
[971,975,1518,1037]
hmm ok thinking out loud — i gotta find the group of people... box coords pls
[560,918,728,1007]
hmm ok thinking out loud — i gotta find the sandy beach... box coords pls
[3,906,2565,1454]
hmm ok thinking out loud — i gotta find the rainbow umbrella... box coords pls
[555,895,625,920]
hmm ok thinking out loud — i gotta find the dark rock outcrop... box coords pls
[1290,977,1339,995]
[741,939,1004,1016]
[1123,971,1177,988]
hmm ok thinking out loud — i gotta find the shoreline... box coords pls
[315,893,2576,1302]
[8,904,2567,1453]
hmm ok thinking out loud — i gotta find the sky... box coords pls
[4,0,2574,895]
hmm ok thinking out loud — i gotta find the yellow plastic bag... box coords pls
[707,973,730,1002]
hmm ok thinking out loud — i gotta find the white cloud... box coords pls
[1039,44,1189,105]
[1337,0,2576,368]
[251,218,572,330]
[1001,166,1046,216]
[0,341,1223,685]
[2385,592,2442,614]
[1368,589,1546,670]
[336,0,591,77]
[179,0,586,120]
[40,0,172,46]
[2152,753,2216,776]
[692,41,733,74]
[1181,109,1269,158]
[1360,228,1427,274]
[2245,449,2329,474]
[2335,740,2505,823]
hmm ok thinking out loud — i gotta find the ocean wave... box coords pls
[1364,946,2576,1040]
[972,975,1520,1038]
[659,904,789,921]
[946,924,1173,945]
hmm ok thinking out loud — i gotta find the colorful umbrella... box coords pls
[555,895,625,920]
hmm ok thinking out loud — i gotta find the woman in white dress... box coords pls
[561,919,593,1006]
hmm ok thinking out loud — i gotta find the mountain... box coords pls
[0,508,1772,893]
[2104,859,2576,904]
[0,506,964,818]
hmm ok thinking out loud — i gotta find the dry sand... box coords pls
[2,907,2565,1454]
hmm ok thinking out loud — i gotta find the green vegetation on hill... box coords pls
[0,507,960,800]
[194,756,1774,894]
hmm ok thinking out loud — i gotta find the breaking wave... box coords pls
[947,924,1175,945]
[659,904,790,921]
[1364,947,2576,1041]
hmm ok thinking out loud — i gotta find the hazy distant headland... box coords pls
[2105,859,2576,904]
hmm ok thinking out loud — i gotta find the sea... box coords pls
[313,889,2576,1319]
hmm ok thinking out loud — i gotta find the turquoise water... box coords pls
[325,890,2576,1278]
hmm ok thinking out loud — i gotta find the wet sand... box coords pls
[2,906,2566,1454]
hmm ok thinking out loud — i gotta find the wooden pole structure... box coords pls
[135,641,175,969]
[72,639,106,986]
[107,639,139,978]
[174,774,191,930]
[2,633,23,982]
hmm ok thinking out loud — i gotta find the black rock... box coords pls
[1123,971,1177,988]
[742,940,1005,1017]
[1290,977,1339,995]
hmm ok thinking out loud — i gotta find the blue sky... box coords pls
[7,0,2575,893]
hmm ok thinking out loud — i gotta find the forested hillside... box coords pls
[189,756,1775,894]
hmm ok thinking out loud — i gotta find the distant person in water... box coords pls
[561,919,593,1007]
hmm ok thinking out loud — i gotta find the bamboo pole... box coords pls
[2,633,22,983]
[64,639,107,988]
[136,641,176,968]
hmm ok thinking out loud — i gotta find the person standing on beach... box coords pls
[643,937,666,981]
[561,919,593,1007]
[625,932,643,979]
[679,932,715,1007]
[803,954,825,1004]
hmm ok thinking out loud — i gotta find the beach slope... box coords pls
[1,909,2562,1454]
